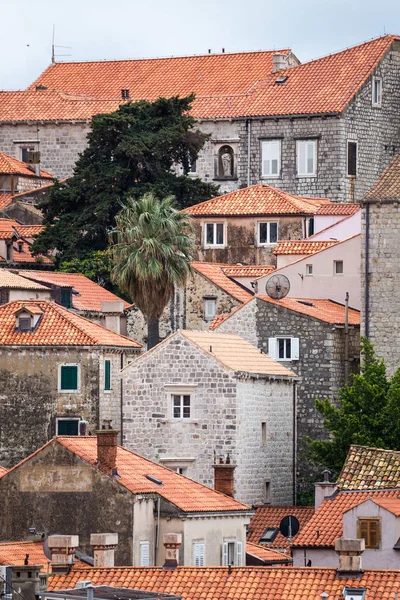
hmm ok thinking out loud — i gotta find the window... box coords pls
[56,418,80,435]
[260,527,279,544]
[258,221,278,245]
[104,359,111,391]
[176,466,187,475]
[172,394,191,419]
[60,288,72,308]
[261,422,267,446]
[372,77,382,107]
[189,159,197,174]
[18,317,32,331]
[59,365,79,392]
[193,542,205,566]
[306,264,313,276]
[222,541,243,566]
[265,481,272,504]
[204,222,225,247]
[17,242,23,253]
[268,337,299,361]
[334,260,344,275]
[347,141,357,176]
[204,298,216,321]
[307,217,314,237]
[296,140,317,177]
[20,146,35,163]
[261,140,281,178]
[357,518,380,549]
[139,541,150,566]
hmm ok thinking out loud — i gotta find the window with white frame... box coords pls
[204,222,225,247]
[172,394,191,419]
[222,540,243,566]
[306,264,313,276]
[296,140,317,177]
[56,417,80,436]
[204,298,217,321]
[193,542,205,566]
[334,260,344,275]
[261,140,281,178]
[58,364,80,392]
[268,337,299,361]
[372,77,382,107]
[258,221,278,245]
[139,541,150,567]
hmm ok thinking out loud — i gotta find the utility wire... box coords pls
[0,571,30,600]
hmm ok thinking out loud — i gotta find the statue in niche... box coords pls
[219,146,234,178]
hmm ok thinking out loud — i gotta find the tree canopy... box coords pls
[32,95,218,264]
[307,338,400,475]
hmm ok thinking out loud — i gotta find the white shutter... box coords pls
[291,338,300,360]
[222,542,228,566]
[306,141,316,175]
[297,141,306,176]
[193,542,205,566]
[262,141,280,177]
[140,541,150,566]
[236,541,243,566]
[268,338,277,360]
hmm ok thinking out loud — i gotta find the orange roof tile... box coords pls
[0,465,6,474]
[0,300,141,348]
[247,505,314,550]
[48,565,400,600]
[273,240,338,255]
[184,185,329,217]
[246,542,292,564]
[0,539,89,572]
[294,489,400,548]
[0,271,48,290]
[222,265,275,278]
[0,192,13,210]
[8,240,53,265]
[0,230,16,240]
[337,445,400,491]
[257,296,360,325]
[20,271,130,313]
[191,262,253,304]
[365,497,400,516]
[0,152,53,179]
[316,203,360,215]
[365,152,400,200]
[57,436,249,513]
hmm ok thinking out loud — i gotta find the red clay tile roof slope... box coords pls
[0,540,89,572]
[316,203,360,215]
[191,262,253,304]
[57,436,249,513]
[247,505,314,549]
[365,151,400,200]
[20,271,130,312]
[7,241,53,265]
[48,565,400,599]
[337,445,400,491]
[246,542,292,563]
[273,240,338,255]
[257,296,360,325]
[0,152,53,179]
[365,497,400,516]
[0,218,44,236]
[185,185,330,217]
[0,465,6,474]
[221,265,275,277]
[293,489,400,548]
[0,192,13,210]
[0,300,141,348]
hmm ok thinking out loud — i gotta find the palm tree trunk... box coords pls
[147,317,160,349]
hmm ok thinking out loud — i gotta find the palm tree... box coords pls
[109,193,195,349]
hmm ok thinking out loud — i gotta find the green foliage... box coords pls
[58,251,112,287]
[32,95,218,262]
[307,338,400,473]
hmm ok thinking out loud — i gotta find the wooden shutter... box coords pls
[140,541,150,566]
[222,542,228,566]
[358,519,380,549]
[104,359,111,391]
[291,338,300,360]
[60,366,78,390]
[236,541,243,566]
[268,338,277,360]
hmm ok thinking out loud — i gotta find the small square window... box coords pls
[260,527,279,543]
[204,223,225,247]
[306,264,313,276]
[18,317,32,331]
[372,77,382,107]
[258,221,278,245]
[357,518,380,549]
[60,289,72,309]
[172,394,191,419]
[204,298,216,321]
[334,260,344,275]
[56,418,79,435]
[269,337,299,361]
[59,365,79,392]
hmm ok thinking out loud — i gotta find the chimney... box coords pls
[11,565,44,600]
[272,52,288,73]
[96,423,119,476]
[47,535,79,572]
[213,454,236,497]
[335,538,365,575]
[314,469,337,510]
[90,533,118,567]
[163,534,182,570]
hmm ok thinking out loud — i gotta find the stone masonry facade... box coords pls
[122,332,294,506]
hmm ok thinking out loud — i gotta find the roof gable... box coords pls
[191,262,253,304]
[0,152,53,178]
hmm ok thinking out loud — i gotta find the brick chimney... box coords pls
[47,535,79,572]
[90,533,118,567]
[11,565,44,600]
[163,534,182,570]
[213,454,235,497]
[314,469,337,510]
[335,538,365,575]
[96,423,119,476]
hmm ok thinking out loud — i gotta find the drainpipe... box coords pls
[247,120,251,187]
[364,202,370,339]
[292,380,297,505]
[344,292,349,384]
[120,352,124,444]
[155,496,161,565]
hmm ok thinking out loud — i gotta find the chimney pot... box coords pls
[48,535,79,571]
[335,538,365,574]
[163,533,182,570]
[96,429,119,476]
[11,565,45,600]
[272,53,288,73]
[90,533,118,567]
[213,463,236,497]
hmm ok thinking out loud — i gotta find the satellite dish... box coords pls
[279,515,300,539]
[43,536,53,561]
[265,274,290,300]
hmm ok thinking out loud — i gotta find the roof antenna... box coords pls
[51,25,72,63]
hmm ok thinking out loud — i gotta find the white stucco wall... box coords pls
[311,211,361,241]
[9,288,51,301]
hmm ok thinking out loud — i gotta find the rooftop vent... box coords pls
[121,89,130,100]
[35,84,48,91]
[297,300,314,307]
[275,76,288,85]
[145,475,163,486]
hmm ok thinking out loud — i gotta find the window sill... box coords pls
[296,175,317,179]
[104,390,112,394]
[58,389,80,394]
[257,243,278,248]
[260,175,281,180]
[203,245,227,250]
[169,419,198,424]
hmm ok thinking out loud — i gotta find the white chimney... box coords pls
[90,533,118,567]
[314,470,337,510]
[48,535,79,568]
[335,538,365,574]
[272,53,288,72]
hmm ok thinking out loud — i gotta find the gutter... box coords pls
[293,380,297,505]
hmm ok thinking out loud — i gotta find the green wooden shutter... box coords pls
[60,366,78,390]
[104,360,111,391]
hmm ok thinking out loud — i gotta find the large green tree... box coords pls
[307,338,400,474]
[32,95,218,263]
[109,192,194,349]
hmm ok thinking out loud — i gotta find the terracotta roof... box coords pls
[316,203,360,215]
[222,265,275,278]
[180,330,296,378]
[246,542,292,564]
[48,565,400,600]
[8,240,53,265]
[0,539,89,572]
[365,152,400,200]
[337,445,400,491]
[365,497,400,516]
[0,270,48,290]
[20,271,130,313]
[0,230,16,240]
[294,489,400,548]
[0,152,53,178]
[247,505,315,550]
[273,240,338,255]
[0,192,13,210]
[0,300,141,348]
[0,465,6,474]
[191,262,253,304]
[184,185,329,217]
[257,296,360,325]
[17,225,45,236]
[57,436,249,513]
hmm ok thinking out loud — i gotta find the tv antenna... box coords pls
[51,25,72,64]
[265,274,290,300]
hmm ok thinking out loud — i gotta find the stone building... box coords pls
[0,219,53,269]
[0,299,141,467]
[122,330,296,506]
[0,432,251,567]
[362,152,400,374]
[0,36,398,202]
[212,296,360,475]
[0,152,53,213]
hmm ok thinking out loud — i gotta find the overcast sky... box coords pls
[1,0,399,90]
